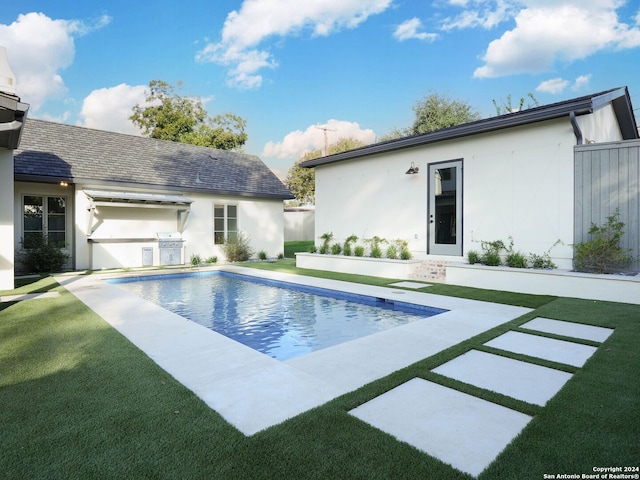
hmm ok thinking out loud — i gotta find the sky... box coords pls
[2,0,640,178]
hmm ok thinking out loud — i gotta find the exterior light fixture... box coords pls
[405,162,419,174]
[59,181,68,187]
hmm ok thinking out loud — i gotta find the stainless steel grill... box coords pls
[157,232,184,266]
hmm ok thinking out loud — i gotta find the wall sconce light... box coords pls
[405,162,419,174]
[59,181,68,187]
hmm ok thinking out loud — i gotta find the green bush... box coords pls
[370,246,383,258]
[482,250,502,266]
[467,250,481,264]
[190,254,203,266]
[386,245,397,259]
[258,250,267,261]
[330,243,342,255]
[309,245,317,253]
[400,248,412,260]
[319,232,333,254]
[354,245,365,257]
[505,251,528,268]
[574,209,634,273]
[221,232,254,262]
[18,235,68,274]
[277,253,284,260]
[529,252,556,269]
[343,235,358,257]
[205,256,218,264]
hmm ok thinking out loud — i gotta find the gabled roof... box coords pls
[14,118,293,200]
[301,87,638,168]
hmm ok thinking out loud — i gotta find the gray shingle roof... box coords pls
[14,118,293,200]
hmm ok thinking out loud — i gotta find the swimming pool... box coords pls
[110,271,447,361]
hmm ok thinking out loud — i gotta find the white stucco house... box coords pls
[12,118,293,277]
[0,46,29,290]
[300,87,639,278]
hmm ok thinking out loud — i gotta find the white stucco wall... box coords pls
[0,150,14,289]
[315,117,585,269]
[576,103,623,144]
[72,187,285,269]
[181,193,285,261]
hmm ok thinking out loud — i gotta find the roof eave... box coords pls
[15,173,294,200]
[301,87,637,168]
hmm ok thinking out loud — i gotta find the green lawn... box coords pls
[1,265,638,479]
[283,240,314,258]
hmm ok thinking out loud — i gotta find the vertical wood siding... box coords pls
[575,140,640,270]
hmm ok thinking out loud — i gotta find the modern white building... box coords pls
[301,87,639,274]
[12,118,293,275]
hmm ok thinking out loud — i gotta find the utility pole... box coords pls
[315,125,336,156]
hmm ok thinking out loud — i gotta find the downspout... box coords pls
[570,111,583,145]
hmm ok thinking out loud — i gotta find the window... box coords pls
[213,204,237,244]
[23,195,67,248]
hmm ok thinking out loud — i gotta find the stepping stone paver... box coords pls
[521,317,613,343]
[433,350,573,406]
[349,378,532,478]
[485,331,598,367]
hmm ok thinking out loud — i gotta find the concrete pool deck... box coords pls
[56,266,531,436]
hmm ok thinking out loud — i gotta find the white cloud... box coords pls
[441,0,518,30]
[0,12,111,110]
[535,74,592,94]
[262,119,376,160]
[393,18,438,42]
[78,84,147,135]
[473,1,640,78]
[536,78,570,94]
[197,0,393,89]
[572,74,591,90]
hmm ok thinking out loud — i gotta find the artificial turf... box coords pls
[1,269,638,479]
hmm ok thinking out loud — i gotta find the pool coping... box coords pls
[55,266,531,436]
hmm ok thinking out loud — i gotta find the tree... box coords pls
[493,93,539,116]
[410,91,481,135]
[130,80,247,150]
[380,91,481,140]
[285,137,366,205]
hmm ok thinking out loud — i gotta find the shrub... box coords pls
[386,245,397,259]
[482,250,502,266]
[574,209,634,273]
[221,232,254,262]
[505,251,528,268]
[18,235,68,274]
[331,243,342,255]
[319,232,333,254]
[277,253,284,260]
[258,250,267,261]
[370,246,383,258]
[309,245,317,253]
[205,256,218,264]
[400,248,412,260]
[190,253,203,266]
[343,235,358,257]
[529,252,556,269]
[467,250,481,264]
[354,245,365,257]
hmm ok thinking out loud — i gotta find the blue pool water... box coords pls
[110,271,446,361]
